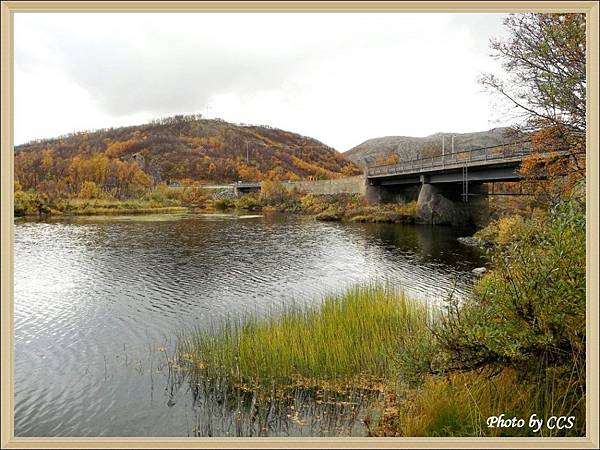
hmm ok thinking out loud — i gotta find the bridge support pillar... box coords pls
[364,181,383,203]
[416,183,488,226]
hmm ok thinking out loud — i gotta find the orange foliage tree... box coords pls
[480,13,586,204]
[14,116,360,200]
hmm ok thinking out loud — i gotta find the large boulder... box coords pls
[416,184,466,225]
[416,183,489,226]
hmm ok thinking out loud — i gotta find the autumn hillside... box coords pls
[15,115,360,196]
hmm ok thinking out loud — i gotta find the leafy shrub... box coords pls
[14,189,50,216]
[146,183,179,204]
[214,198,235,210]
[178,185,210,208]
[235,193,263,211]
[474,214,528,247]
[78,181,105,200]
[435,197,585,371]
[299,193,328,214]
[260,179,289,205]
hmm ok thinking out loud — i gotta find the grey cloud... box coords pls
[447,13,508,52]
[20,17,310,117]
[59,42,301,116]
[15,13,513,149]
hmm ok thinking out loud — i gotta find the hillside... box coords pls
[345,127,526,167]
[15,115,359,196]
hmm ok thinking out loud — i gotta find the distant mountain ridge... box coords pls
[344,127,526,167]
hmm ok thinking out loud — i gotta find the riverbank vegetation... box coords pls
[178,12,588,437]
[15,177,417,223]
[212,180,417,223]
[177,193,585,437]
[14,180,197,216]
[389,194,585,437]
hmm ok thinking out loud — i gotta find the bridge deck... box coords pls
[367,141,533,179]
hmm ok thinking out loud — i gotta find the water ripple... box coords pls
[14,213,484,436]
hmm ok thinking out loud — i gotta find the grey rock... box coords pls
[472,267,487,276]
[416,184,467,225]
[457,236,485,247]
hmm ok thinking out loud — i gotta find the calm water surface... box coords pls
[14,212,484,437]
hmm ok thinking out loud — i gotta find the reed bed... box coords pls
[60,198,187,215]
[178,283,437,390]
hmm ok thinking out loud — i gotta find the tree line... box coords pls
[15,117,359,201]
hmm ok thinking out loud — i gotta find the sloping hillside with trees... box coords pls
[14,115,359,199]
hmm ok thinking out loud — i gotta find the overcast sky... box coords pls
[15,13,512,150]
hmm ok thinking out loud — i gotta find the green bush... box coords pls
[436,198,585,370]
[145,183,181,204]
[14,189,51,216]
[235,193,263,211]
[214,198,235,210]
[372,197,586,437]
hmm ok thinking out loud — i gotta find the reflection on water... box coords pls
[162,366,383,437]
[14,213,483,437]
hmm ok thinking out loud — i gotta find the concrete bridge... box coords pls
[364,141,535,225]
[184,140,542,226]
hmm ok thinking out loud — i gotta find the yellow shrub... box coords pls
[475,214,530,247]
[78,181,104,199]
[260,179,288,204]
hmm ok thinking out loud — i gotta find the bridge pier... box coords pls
[363,180,383,203]
[415,183,488,226]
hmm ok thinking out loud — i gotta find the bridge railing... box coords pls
[367,141,533,177]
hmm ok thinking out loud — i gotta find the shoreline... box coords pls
[14,197,420,225]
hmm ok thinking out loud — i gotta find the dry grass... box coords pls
[373,366,585,437]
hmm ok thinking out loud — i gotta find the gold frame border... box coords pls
[1,1,598,449]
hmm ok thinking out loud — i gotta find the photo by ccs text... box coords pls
[487,414,577,433]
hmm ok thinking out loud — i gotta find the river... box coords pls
[13,212,484,437]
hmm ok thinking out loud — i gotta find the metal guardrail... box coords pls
[367,141,534,177]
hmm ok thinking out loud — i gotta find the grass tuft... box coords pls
[179,283,436,390]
